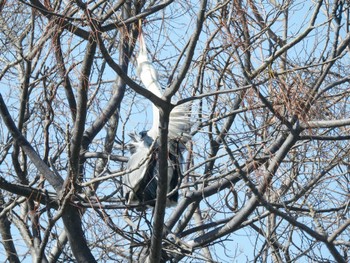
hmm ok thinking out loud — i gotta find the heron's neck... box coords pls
[149,94,160,141]
[148,115,158,140]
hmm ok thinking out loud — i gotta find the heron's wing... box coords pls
[169,102,192,145]
[123,146,151,200]
[123,132,154,204]
[167,105,189,205]
[124,131,162,205]
[135,153,158,205]
[124,146,160,206]
[166,151,182,205]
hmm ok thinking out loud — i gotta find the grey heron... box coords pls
[123,29,191,208]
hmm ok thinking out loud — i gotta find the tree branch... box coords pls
[67,38,96,186]
[165,0,208,99]
[0,94,64,192]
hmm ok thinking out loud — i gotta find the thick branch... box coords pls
[147,109,170,263]
[191,131,297,248]
[165,0,208,99]
[68,38,97,184]
[28,0,90,39]
[0,177,58,209]
[0,94,64,192]
[52,32,77,121]
[300,118,350,129]
[250,0,323,79]
[61,205,97,262]
[0,192,20,263]
[101,0,175,31]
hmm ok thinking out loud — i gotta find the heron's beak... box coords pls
[138,19,142,33]
[138,19,143,42]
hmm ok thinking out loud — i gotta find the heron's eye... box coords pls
[139,130,147,138]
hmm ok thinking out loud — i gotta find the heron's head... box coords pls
[127,131,155,154]
[139,130,155,147]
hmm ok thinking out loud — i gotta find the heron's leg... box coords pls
[163,225,193,255]
[123,208,137,229]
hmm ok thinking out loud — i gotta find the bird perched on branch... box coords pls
[123,27,191,208]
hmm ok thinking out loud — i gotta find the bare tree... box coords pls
[0,0,349,262]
